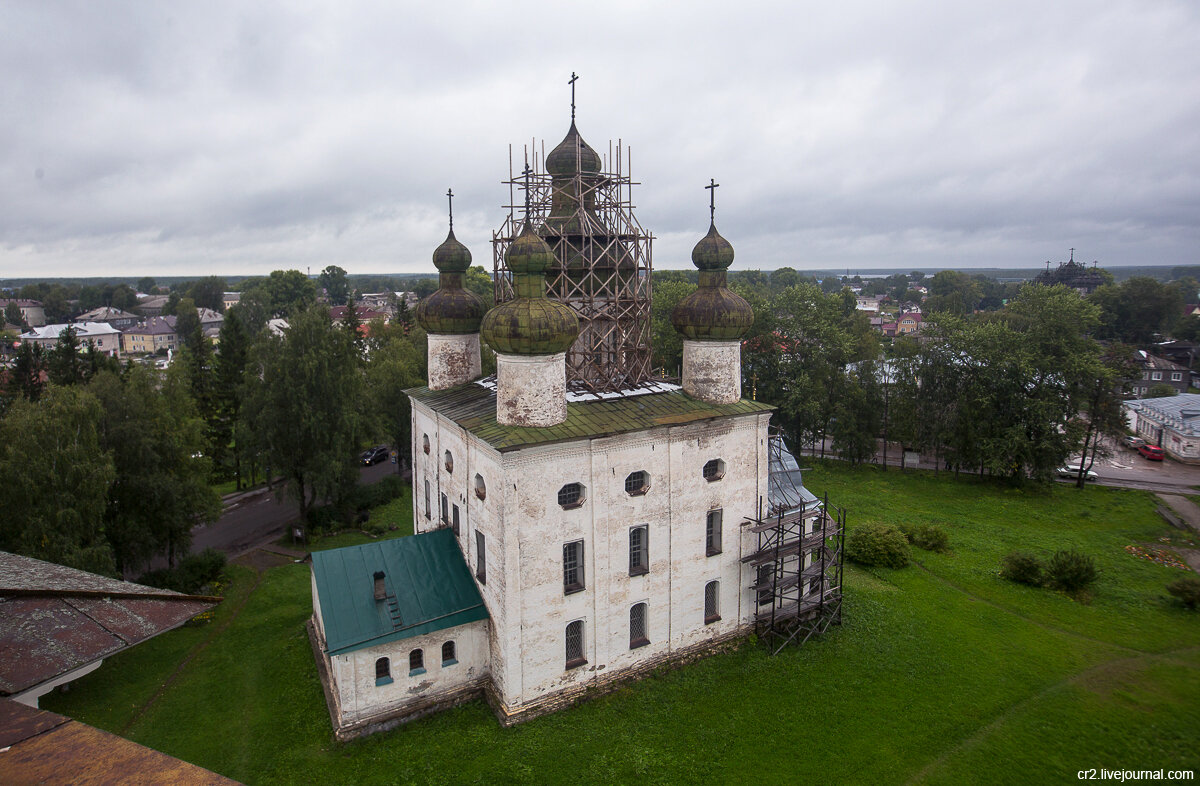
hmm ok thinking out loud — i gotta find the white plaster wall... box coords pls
[333,620,490,724]
[489,409,769,712]
[682,339,742,404]
[494,352,567,426]
[427,333,481,390]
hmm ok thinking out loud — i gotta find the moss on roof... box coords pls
[406,383,774,452]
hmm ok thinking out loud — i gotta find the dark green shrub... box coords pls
[1045,549,1098,593]
[1167,576,1200,610]
[846,523,910,569]
[999,551,1044,586]
[138,548,227,594]
[901,524,950,553]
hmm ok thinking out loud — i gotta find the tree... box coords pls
[0,386,116,575]
[319,266,352,306]
[1146,384,1179,398]
[366,324,427,470]
[3,342,45,409]
[241,270,318,318]
[186,277,227,313]
[1090,277,1183,344]
[137,276,157,294]
[91,368,220,572]
[110,284,139,312]
[649,279,696,376]
[213,309,252,487]
[243,306,367,523]
[47,326,85,386]
[5,301,26,329]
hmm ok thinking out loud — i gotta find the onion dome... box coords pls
[671,222,754,340]
[481,223,579,355]
[416,228,486,335]
[545,122,602,176]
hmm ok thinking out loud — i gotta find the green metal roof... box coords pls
[406,383,775,452]
[312,529,488,657]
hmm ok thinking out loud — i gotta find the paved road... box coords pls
[188,459,404,561]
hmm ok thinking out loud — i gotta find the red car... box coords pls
[1137,444,1165,461]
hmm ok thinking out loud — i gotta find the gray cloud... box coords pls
[2,0,1198,277]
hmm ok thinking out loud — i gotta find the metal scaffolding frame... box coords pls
[492,138,654,394]
[742,432,845,655]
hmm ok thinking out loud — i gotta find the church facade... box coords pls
[311,105,833,738]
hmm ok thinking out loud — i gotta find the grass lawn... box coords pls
[44,463,1200,784]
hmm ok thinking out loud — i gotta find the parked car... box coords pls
[1137,444,1165,461]
[360,445,390,465]
[1057,464,1098,481]
[1122,435,1146,449]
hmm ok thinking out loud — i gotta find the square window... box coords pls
[706,509,723,556]
[1152,371,1162,381]
[563,540,585,594]
[629,525,649,576]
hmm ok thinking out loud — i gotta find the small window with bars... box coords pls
[704,580,721,624]
[375,657,391,686]
[629,603,649,649]
[452,504,460,535]
[442,640,457,666]
[475,530,486,584]
[563,540,585,594]
[702,459,725,482]
[629,525,649,576]
[624,470,649,496]
[409,649,425,675]
[558,482,585,509]
[706,509,723,556]
[422,434,430,454]
[565,620,586,668]
[440,493,449,525]
[424,480,431,520]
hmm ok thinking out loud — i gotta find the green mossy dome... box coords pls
[416,288,485,335]
[546,122,602,176]
[671,286,753,340]
[480,223,580,355]
[505,223,556,275]
[481,296,579,355]
[432,229,472,273]
[691,222,736,271]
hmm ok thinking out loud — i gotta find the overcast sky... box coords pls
[3,1,1198,279]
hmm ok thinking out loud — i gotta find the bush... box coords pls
[846,523,910,569]
[349,474,406,511]
[1045,549,1098,593]
[999,551,1044,586]
[900,524,950,553]
[1167,576,1200,610]
[138,548,227,594]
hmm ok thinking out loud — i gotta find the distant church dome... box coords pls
[481,224,579,355]
[672,222,753,341]
[416,228,485,335]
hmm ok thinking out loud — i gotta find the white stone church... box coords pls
[310,107,837,739]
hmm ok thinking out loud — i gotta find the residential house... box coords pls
[1129,351,1190,398]
[121,316,178,355]
[0,299,46,327]
[74,306,140,330]
[222,291,241,311]
[19,322,122,357]
[1123,394,1200,463]
[136,295,170,317]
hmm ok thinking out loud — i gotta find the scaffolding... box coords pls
[742,431,845,655]
[492,134,654,394]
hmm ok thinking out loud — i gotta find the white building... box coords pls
[1124,394,1200,463]
[310,112,838,738]
[19,322,122,357]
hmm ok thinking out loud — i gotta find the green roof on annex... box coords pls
[312,529,488,657]
[406,382,775,452]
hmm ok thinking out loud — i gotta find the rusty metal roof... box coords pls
[0,698,241,784]
[0,552,220,698]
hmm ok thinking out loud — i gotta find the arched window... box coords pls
[475,473,486,500]
[375,657,391,686]
[629,603,649,649]
[422,434,430,454]
[704,580,721,624]
[409,648,425,675]
[442,641,457,666]
[565,620,586,669]
[444,450,454,473]
[702,459,725,482]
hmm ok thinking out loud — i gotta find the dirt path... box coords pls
[118,549,291,735]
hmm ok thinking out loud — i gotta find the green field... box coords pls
[44,464,1200,784]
